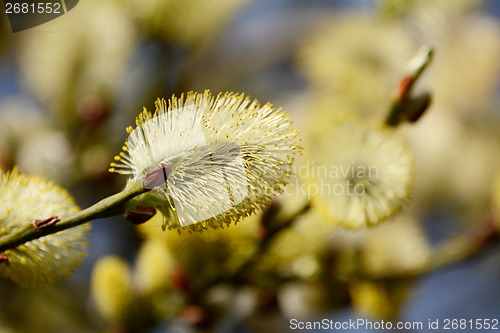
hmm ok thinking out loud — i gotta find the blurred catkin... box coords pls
[91,256,135,326]
[304,114,413,229]
[0,168,89,287]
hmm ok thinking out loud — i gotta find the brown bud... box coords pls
[142,162,173,190]
[406,93,431,123]
[124,206,156,225]
[31,216,59,231]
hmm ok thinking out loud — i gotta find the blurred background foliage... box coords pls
[1,0,500,332]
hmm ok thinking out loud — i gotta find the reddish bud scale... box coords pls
[398,75,414,100]
[124,206,156,225]
[142,162,173,190]
[31,216,59,231]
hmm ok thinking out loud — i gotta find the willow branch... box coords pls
[0,183,145,253]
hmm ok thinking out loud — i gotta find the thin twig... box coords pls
[0,183,144,253]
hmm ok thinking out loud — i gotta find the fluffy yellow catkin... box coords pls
[0,168,89,286]
[110,90,301,232]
